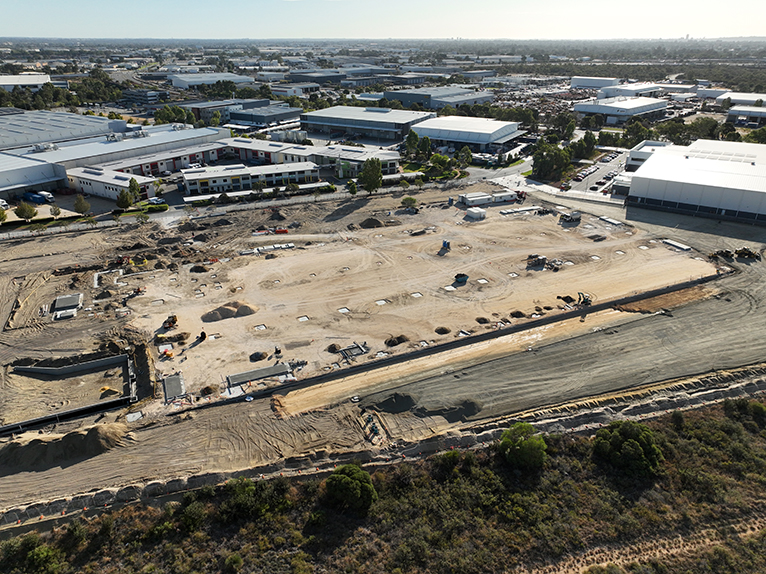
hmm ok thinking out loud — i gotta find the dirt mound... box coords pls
[476,317,490,324]
[327,343,341,353]
[360,217,384,229]
[190,265,209,273]
[212,218,234,227]
[249,351,268,362]
[193,233,210,242]
[373,392,418,414]
[510,310,526,318]
[95,290,116,300]
[269,211,286,222]
[154,332,190,344]
[129,242,149,250]
[177,222,199,233]
[201,301,258,323]
[435,327,451,335]
[158,236,183,245]
[385,334,410,347]
[415,398,483,423]
[0,423,129,471]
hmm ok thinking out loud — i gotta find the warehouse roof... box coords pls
[729,105,766,118]
[302,106,434,125]
[13,127,226,166]
[411,116,524,145]
[0,74,50,86]
[634,140,766,195]
[0,110,124,150]
[168,73,255,84]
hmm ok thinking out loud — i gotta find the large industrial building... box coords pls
[0,153,67,200]
[626,139,766,224]
[625,140,672,172]
[0,109,127,151]
[570,76,619,89]
[715,92,766,106]
[598,83,664,99]
[168,73,256,89]
[301,106,435,140]
[574,97,667,125]
[383,87,494,109]
[0,74,51,92]
[409,116,525,151]
[727,105,766,127]
[229,104,303,127]
[181,162,319,195]
[180,99,271,124]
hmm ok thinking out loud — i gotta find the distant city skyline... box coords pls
[3,0,763,41]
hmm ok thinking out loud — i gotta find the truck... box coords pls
[23,191,47,204]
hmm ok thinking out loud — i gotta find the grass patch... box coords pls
[521,169,533,176]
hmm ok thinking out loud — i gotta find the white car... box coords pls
[0,199,8,210]
[147,197,166,205]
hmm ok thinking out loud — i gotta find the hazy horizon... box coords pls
[3,0,764,42]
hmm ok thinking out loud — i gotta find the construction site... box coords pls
[1,181,766,519]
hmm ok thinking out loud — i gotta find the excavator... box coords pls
[162,315,178,330]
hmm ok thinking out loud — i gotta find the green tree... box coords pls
[593,420,664,478]
[414,177,424,189]
[457,146,473,168]
[755,99,764,107]
[135,212,150,224]
[745,126,766,144]
[14,201,38,222]
[210,110,221,127]
[49,204,61,219]
[324,464,378,515]
[0,207,6,225]
[348,180,358,195]
[128,178,141,203]
[400,179,410,189]
[116,189,133,210]
[419,136,432,161]
[401,196,417,209]
[358,158,382,194]
[498,422,547,470]
[73,194,90,215]
[405,130,419,158]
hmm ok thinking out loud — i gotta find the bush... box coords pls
[145,203,169,212]
[225,552,244,572]
[180,500,207,532]
[324,463,378,515]
[498,422,548,470]
[593,420,664,478]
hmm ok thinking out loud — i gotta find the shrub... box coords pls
[145,203,169,212]
[180,500,207,531]
[324,463,378,515]
[593,420,664,478]
[225,552,244,572]
[498,422,548,470]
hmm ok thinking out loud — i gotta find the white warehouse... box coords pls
[574,97,667,125]
[410,116,525,151]
[626,140,766,224]
[67,167,156,201]
[570,76,619,89]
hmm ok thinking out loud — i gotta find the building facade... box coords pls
[301,106,435,140]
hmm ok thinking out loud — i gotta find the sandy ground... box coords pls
[126,206,715,396]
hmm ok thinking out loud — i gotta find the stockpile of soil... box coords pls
[249,352,268,362]
[360,218,384,229]
[95,290,116,300]
[385,334,409,347]
[435,327,451,335]
[415,398,483,423]
[201,301,258,323]
[190,265,209,273]
[0,423,129,470]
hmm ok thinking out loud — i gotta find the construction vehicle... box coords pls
[454,273,469,285]
[560,211,581,223]
[163,315,178,330]
[577,292,592,306]
[735,247,761,260]
[527,254,547,268]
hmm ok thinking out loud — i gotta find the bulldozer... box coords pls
[577,292,592,306]
[163,315,178,330]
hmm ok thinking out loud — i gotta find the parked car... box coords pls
[147,197,166,205]
[0,199,8,210]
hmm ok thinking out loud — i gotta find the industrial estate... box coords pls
[2,36,766,573]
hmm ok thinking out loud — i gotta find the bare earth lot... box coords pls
[2,183,764,516]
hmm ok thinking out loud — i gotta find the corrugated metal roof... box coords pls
[302,106,434,125]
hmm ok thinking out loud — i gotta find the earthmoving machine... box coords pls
[577,292,592,306]
[560,211,581,223]
[163,314,178,330]
[526,254,547,268]
[735,246,761,260]
[454,273,469,285]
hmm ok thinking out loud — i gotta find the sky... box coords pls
[2,0,764,41]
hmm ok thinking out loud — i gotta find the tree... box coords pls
[498,422,547,470]
[285,182,300,193]
[419,136,432,161]
[135,212,150,224]
[49,205,61,219]
[73,194,90,215]
[128,178,141,203]
[593,420,664,478]
[210,110,221,127]
[457,146,473,168]
[401,196,417,209]
[348,180,358,195]
[0,207,6,225]
[116,189,133,210]
[414,177,424,189]
[324,463,377,515]
[400,179,410,190]
[358,158,382,194]
[405,130,419,158]
[755,99,764,108]
[14,201,38,222]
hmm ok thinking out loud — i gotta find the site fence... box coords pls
[0,220,118,242]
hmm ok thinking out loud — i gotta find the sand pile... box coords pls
[372,392,418,414]
[201,301,258,323]
[360,218,384,229]
[0,423,129,471]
